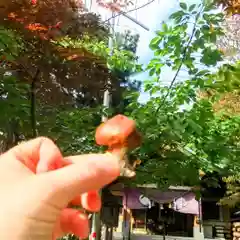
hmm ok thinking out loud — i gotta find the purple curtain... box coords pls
[123,188,199,215]
[172,192,199,215]
[123,188,147,209]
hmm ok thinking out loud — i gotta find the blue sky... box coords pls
[115,0,180,102]
[114,0,202,102]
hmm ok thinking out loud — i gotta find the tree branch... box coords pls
[155,8,203,114]
[30,69,40,138]
[104,0,156,23]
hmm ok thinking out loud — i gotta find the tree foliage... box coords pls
[0,0,141,155]
[213,0,240,15]
[0,0,240,211]
[123,1,240,190]
[96,0,134,12]
[217,15,240,62]
[220,173,240,207]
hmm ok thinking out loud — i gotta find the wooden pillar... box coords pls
[101,224,107,240]
[122,207,132,240]
[193,215,204,240]
[186,214,194,237]
[221,206,231,240]
[222,205,230,222]
[194,170,205,240]
[109,227,113,240]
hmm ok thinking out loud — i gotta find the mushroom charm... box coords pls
[95,114,142,178]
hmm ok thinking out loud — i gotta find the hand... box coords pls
[0,137,120,240]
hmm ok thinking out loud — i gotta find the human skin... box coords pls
[0,137,120,240]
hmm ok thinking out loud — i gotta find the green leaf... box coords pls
[144,82,152,92]
[162,23,168,32]
[204,2,215,11]
[189,4,196,12]
[150,85,161,95]
[196,70,210,77]
[149,68,155,76]
[195,29,201,39]
[187,119,203,135]
[180,2,187,10]
[149,37,161,50]
[201,48,222,66]
[155,63,162,75]
[203,13,209,22]
[210,33,217,43]
[169,10,185,20]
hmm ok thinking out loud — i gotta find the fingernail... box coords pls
[82,191,101,212]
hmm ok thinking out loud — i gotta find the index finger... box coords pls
[6,137,64,173]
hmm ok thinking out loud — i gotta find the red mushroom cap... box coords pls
[95,114,141,149]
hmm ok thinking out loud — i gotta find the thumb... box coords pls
[38,154,120,207]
